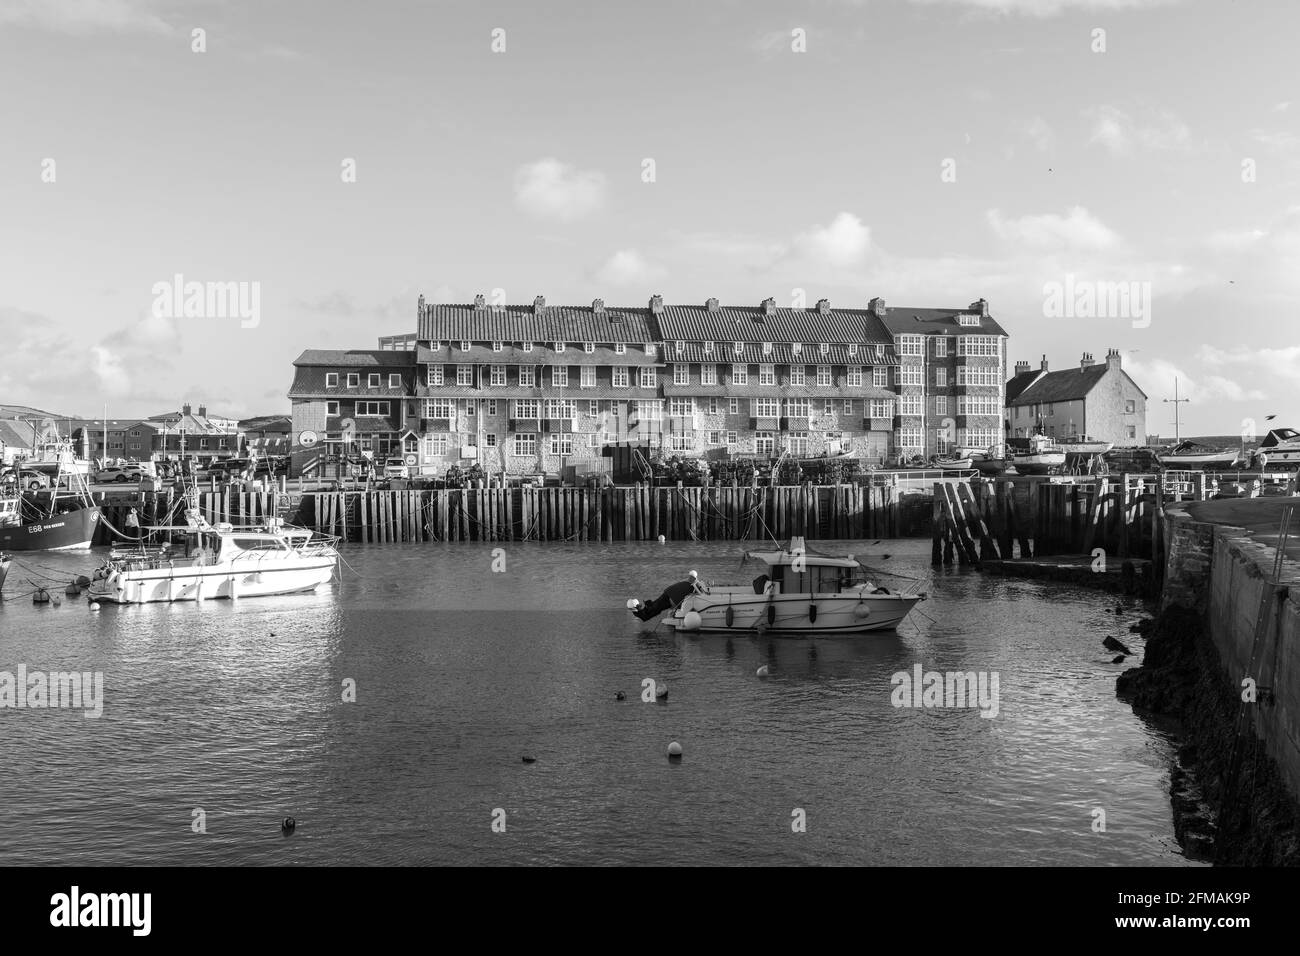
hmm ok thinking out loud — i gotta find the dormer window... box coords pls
[792,342,803,355]
[522,341,534,352]
[848,343,858,357]
[676,341,685,354]
[819,342,829,355]
[644,343,655,357]
[460,341,471,351]
[703,341,714,354]
[733,341,743,355]
[492,341,503,352]
[431,341,441,350]
[555,342,566,352]
[959,315,980,327]
[762,342,772,355]
[584,342,595,354]
[614,342,626,354]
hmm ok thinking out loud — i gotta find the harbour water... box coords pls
[0,539,1200,866]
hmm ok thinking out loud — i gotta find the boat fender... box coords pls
[853,604,870,619]
[809,603,817,623]
[767,605,776,626]
[681,610,702,631]
[725,606,735,627]
[281,817,296,835]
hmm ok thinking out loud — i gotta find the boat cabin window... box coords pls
[226,536,289,552]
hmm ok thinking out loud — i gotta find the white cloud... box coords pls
[987,206,1120,251]
[1125,356,1265,406]
[0,0,172,34]
[905,0,1181,15]
[593,249,667,286]
[514,159,606,223]
[1023,116,1054,152]
[1084,105,1190,155]
[1249,128,1300,150]
[1198,344,1300,387]
[790,212,872,268]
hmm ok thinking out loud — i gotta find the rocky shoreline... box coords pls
[1117,607,1300,865]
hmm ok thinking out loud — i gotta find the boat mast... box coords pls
[1163,378,1189,444]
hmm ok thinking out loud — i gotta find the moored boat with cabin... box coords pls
[627,537,925,634]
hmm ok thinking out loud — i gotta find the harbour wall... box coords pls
[1121,504,1300,863]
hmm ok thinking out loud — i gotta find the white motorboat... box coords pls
[627,536,925,635]
[87,510,338,604]
[1255,428,1300,467]
[1009,435,1066,476]
[1056,435,1114,459]
[1157,440,1242,469]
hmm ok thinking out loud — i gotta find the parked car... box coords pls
[1,467,50,490]
[95,464,146,484]
[384,457,411,479]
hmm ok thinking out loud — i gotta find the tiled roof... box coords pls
[325,416,403,434]
[293,349,416,367]
[1005,370,1044,404]
[662,383,897,400]
[419,305,657,344]
[238,415,292,432]
[142,413,237,434]
[0,419,34,449]
[416,344,661,367]
[656,306,896,346]
[663,343,898,365]
[878,306,1008,337]
[415,385,663,401]
[289,368,415,397]
[1007,365,1108,405]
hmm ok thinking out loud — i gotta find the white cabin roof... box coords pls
[744,537,861,569]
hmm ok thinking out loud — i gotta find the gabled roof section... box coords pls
[293,349,416,367]
[656,305,895,346]
[1005,370,1044,404]
[418,305,656,344]
[878,306,1008,337]
[1007,365,1109,405]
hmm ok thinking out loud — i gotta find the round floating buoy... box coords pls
[681,610,702,631]
[33,589,50,605]
[853,604,870,619]
[626,598,640,610]
[281,817,296,833]
[725,606,735,628]
[89,602,101,611]
[616,691,626,701]
[76,575,90,588]
[522,756,536,764]
[667,741,683,758]
[757,665,770,678]
[655,683,668,700]
[808,603,817,623]
[767,605,776,626]
[657,535,665,543]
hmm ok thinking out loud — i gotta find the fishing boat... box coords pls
[1255,428,1300,467]
[933,456,973,472]
[86,509,339,604]
[958,445,1006,475]
[1009,435,1066,476]
[1056,435,1113,460]
[0,450,101,551]
[1157,440,1241,469]
[627,536,925,634]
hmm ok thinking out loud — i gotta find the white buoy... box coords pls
[757,665,769,677]
[667,741,683,757]
[626,598,640,610]
[657,535,665,543]
[681,610,702,631]
[89,602,101,611]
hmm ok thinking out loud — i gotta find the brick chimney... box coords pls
[473,293,486,309]
[706,297,720,312]
[649,294,664,314]
[816,298,831,314]
[533,295,546,313]
[1080,352,1095,369]
[761,296,777,315]
[869,296,887,318]
[592,298,605,313]
[1106,347,1122,370]
[418,293,426,318]
[969,298,989,317]
[198,405,208,418]
[182,403,192,417]
[1040,355,1049,372]
[1014,360,1030,376]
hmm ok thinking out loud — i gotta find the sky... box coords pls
[0,0,1296,436]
